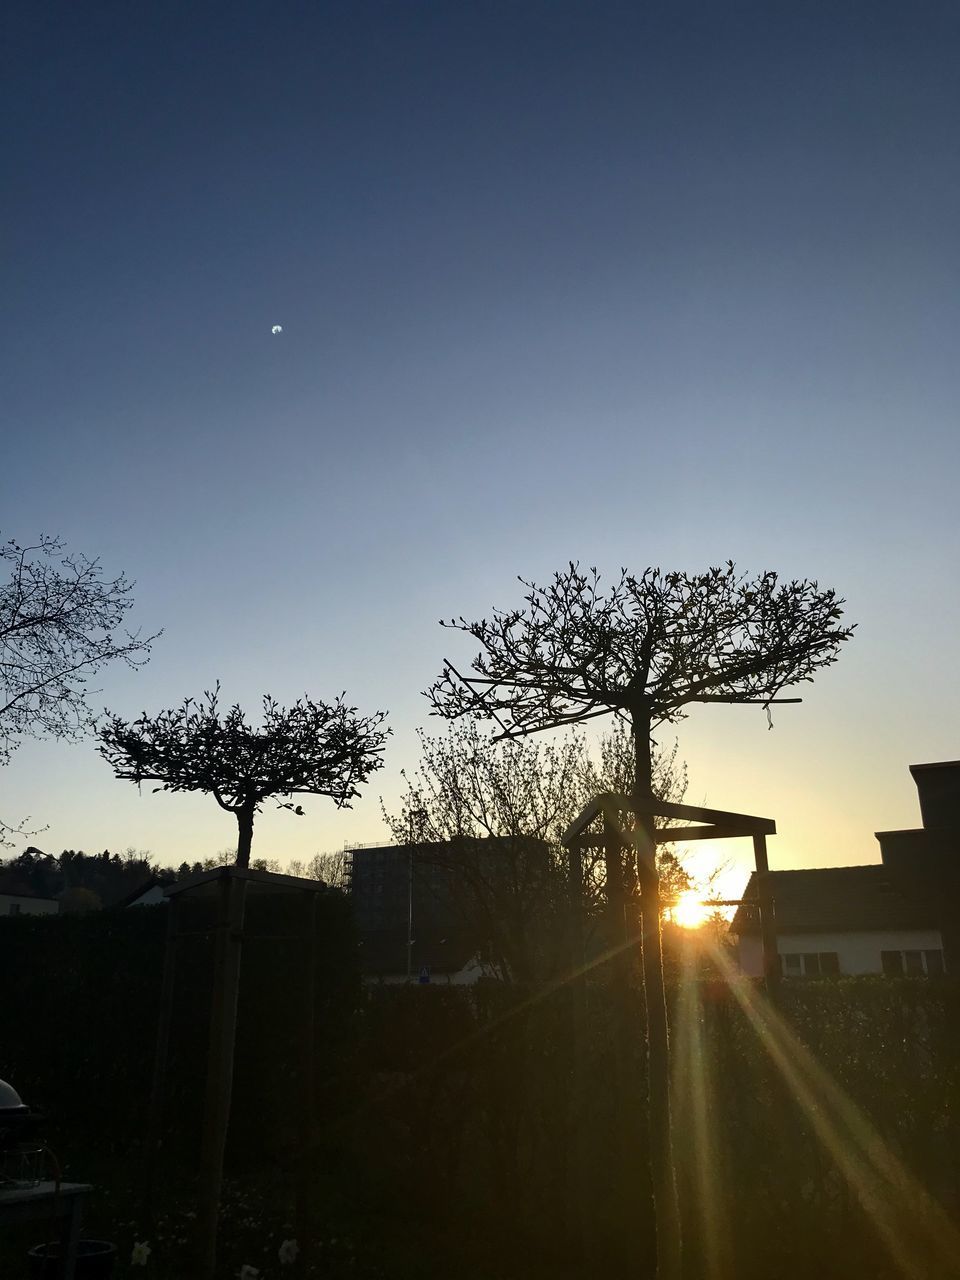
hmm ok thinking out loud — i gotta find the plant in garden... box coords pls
[426,562,855,1280]
[130,1240,152,1266]
[99,684,389,867]
[278,1237,299,1265]
[384,719,688,980]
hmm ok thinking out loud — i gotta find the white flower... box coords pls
[239,1268,260,1280]
[130,1241,152,1266]
[278,1238,300,1265]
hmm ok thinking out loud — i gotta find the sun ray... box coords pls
[708,940,960,1279]
[672,941,728,1279]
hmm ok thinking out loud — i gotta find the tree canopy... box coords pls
[426,561,855,1280]
[383,721,689,981]
[0,535,157,766]
[98,685,389,867]
[427,562,855,742]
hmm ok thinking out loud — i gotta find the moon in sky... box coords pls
[271,324,283,335]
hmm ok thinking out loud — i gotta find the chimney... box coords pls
[909,761,960,831]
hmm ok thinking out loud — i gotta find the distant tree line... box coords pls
[0,844,350,907]
[0,845,157,907]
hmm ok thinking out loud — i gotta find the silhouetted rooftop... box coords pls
[730,864,937,935]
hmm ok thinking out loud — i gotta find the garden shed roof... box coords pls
[163,864,328,898]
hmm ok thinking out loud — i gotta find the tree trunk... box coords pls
[195,872,247,1279]
[632,707,682,1280]
[235,805,255,868]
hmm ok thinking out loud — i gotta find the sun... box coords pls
[670,890,710,930]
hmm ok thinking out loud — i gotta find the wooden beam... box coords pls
[568,822,772,849]
[656,824,767,843]
[648,799,776,834]
[563,792,776,845]
[563,792,629,843]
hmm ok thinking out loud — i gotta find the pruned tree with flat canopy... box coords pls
[426,561,855,1280]
[99,685,389,867]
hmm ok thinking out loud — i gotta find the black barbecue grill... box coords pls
[0,1077,44,1162]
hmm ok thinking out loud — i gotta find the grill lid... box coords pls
[0,1077,28,1115]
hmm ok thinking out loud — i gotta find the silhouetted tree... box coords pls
[0,535,158,842]
[383,721,688,981]
[98,685,389,867]
[427,562,855,1280]
[0,536,158,765]
[288,850,349,888]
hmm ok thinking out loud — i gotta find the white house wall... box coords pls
[738,928,944,977]
[0,894,58,917]
[127,885,167,906]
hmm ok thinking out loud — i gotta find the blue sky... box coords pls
[3,1,958,889]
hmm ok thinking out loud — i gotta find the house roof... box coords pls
[110,874,174,908]
[730,864,937,935]
[0,888,58,903]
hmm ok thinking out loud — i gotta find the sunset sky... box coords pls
[3,1,958,896]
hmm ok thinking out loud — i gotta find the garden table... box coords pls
[0,1180,93,1279]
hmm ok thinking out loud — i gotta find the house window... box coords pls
[781,951,840,978]
[8,902,21,916]
[881,949,945,977]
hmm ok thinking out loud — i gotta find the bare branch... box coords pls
[426,563,854,738]
[0,534,160,764]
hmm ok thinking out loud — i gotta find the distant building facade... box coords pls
[350,842,484,983]
[0,891,59,918]
[732,759,959,978]
[349,836,552,983]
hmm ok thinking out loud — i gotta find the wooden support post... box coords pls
[565,843,589,1265]
[194,872,247,1280]
[603,808,650,1273]
[753,833,780,993]
[567,842,586,974]
[297,890,319,1267]
[602,808,628,954]
[634,813,681,1280]
[141,893,180,1232]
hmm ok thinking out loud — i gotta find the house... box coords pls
[875,760,960,973]
[732,758,959,978]
[732,865,944,977]
[0,890,59,918]
[115,874,173,907]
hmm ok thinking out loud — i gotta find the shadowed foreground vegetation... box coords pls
[2,908,959,1279]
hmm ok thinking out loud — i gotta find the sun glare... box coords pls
[671,890,710,929]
